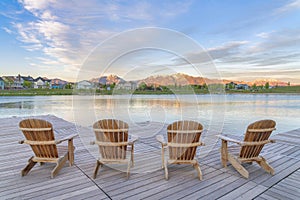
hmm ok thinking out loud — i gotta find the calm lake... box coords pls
[0,94,299,135]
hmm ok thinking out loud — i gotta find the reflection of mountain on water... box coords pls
[0,101,34,109]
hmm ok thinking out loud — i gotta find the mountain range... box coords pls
[89,73,289,87]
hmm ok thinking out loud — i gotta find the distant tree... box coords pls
[265,82,269,89]
[229,83,235,90]
[202,83,208,90]
[23,80,32,88]
[288,82,291,86]
[138,82,147,91]
[65,83,73,89]
[111,82,116,89]
[148,85,154,90]
[45,82,50,89]
[252,83,257,90]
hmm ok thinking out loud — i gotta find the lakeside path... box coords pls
[0,115,299,199]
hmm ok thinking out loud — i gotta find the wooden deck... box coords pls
[0,115,299,199]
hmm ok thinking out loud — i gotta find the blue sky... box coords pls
[0,0,300,84]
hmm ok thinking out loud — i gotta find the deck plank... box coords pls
[0,115,299,199]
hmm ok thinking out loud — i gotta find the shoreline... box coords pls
[0,92,300,96]
[0,86,299,96]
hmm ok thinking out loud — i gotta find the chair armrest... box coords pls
[128,136,138,145]
[217,135,242,145]
[241,139,276,146]
[156,135,167,146]
[55,134,78,144]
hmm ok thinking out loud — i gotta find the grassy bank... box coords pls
[0,86,299,96]
[0,89,74,96]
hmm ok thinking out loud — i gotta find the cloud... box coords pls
[248,29,300,53]
[2,27,12,34]
[274,0,300,14]
[7,0,192,79]
[256,32,272,39]
[18,0,56,14]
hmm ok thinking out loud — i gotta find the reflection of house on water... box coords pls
[0,101,34,109]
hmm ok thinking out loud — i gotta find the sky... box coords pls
[0,0,300,84]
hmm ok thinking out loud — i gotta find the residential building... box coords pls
[2,75,23,89]
[116,81,137,90]
[21,75,34,88]
[0,77,4,90]
[34,77,51,89]
[76,80,93,89]
[51,78,67,89]
[236,84,249,90]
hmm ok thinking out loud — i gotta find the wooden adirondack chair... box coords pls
[156,120,205,180]
[91,119,138,179]
[19,119,77,178]
[218,119,276,178]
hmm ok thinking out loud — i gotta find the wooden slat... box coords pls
[0,115,299,199]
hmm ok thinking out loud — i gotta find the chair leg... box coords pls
[164,161,168,180]
[193,161,202,180]
[161,145,165,169]
[228,154,249,178]
[68,139,75,166]
[131,144,134,167]
[21,156,37,176]
[221,140,228,168]
[51,155,68,178]
[93,160,102,179]
[127,160,131,179]
[256,156,275,175]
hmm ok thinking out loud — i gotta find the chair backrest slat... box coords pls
[19,119,58,158]
[167,121,203,161]
[93,119,128,160]
[240,120,276,158]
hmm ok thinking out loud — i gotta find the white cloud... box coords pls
[41,10,57,20]
[274,0,300,14]
[18,0,56,12]
[2,27,12,34]
[9,0,192,80]
[249,29,300,54]
[256,32,272,39]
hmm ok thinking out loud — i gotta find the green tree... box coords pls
[65,83,73,89]
[23,80,32,88]
[229,83,235,90]
[265,82,269,89]
[138,82,147,91]
[288,82,290,86]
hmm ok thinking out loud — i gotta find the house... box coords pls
[236,84,249,90]
[34,77,51,89]
[116,81,137,90]
[76,80,93,89]
[225,82,237,90]
[21,75,34,88]
[51,78,67,89]
[0,77,4,90]
[2,75,23,89]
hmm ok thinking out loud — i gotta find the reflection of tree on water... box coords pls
[0,101,34,109]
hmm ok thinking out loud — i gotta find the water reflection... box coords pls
[0,94,299,135]
[0,101,34,109]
